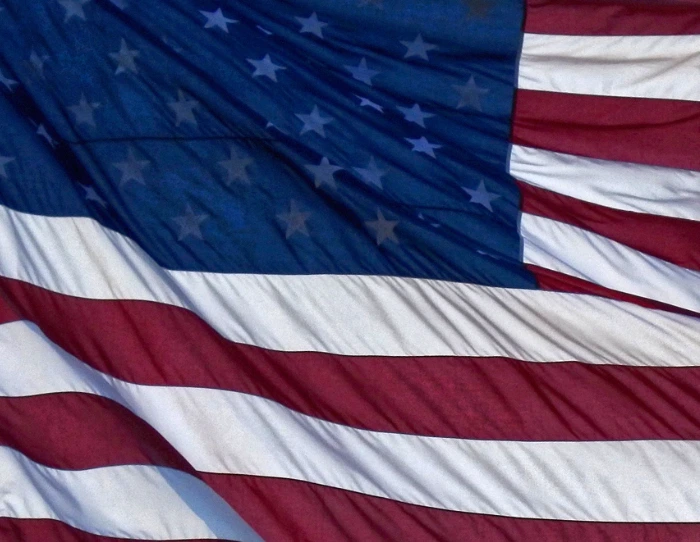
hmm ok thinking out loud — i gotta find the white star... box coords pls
[247,54,286,82]
[83,185,107,206]
[109,0,128,9]
[168,89,199,126]
[365,209,398,245]
[0,68,17,91]
[109,38,139,74]
[305,157,342,189]
[295,105,334,137]
[0,156,15,178]
[355,95,383,113]
[29,51,50,78]
[353,156,387,189]
[113,147,150,187]
[277,199,311,239]
[344,57,380,86]
[400,34,438,60]
[173,204,209,241]
[296,12,328,39]
[218,146,254,185]
[453,75,489,111]
[200,8,237,32]
[36,124,57,147]
[397,103,434,127]
[463,180,500,211]
[406,136,442,158]
[68,93,100,127]
[57,0,90,21]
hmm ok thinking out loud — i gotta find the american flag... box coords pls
[0,0,699,540]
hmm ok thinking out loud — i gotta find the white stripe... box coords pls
[0,444,261,541]
[3,319,700,523]
[519,33,700,102]
[510,145,700,221]
[521,213,700,312]
[2,204,699,366]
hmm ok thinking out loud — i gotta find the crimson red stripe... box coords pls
[208,474,700,542]
[512,90,700,171]
[519,181,700,272]
[525,0,700,36]
[3,277,700,441]
[0,393,193,474]
[0,291,20,323]
[0,518,216,542]
[528,264,700,317]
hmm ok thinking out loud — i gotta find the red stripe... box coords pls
[0,518,216,542]
[519,181,700,272]
[512,90,700,171]
[208,474,700,542]
[528,264,700,317]
[0,290,20,323]
[525,0,700,36]
[0,393,193,473]
[4,277,700,441]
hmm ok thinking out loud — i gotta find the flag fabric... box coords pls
[0,0,699,540]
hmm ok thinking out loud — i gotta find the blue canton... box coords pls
[0,0,534,288]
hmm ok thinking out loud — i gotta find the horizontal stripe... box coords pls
[2,205,700,366]
[520,182,700,271]
[0,445,260,541]
[4,277,700,441]
[521,213,700,312]
[512,90,700,171]
[0,393,192,473]
[524,0,700,36]
[0,518,223,542]
[528,264,700,317]
[519,34,700,102]
[510,145,700,221]
[211,475,700,542]
[4,320,700,523]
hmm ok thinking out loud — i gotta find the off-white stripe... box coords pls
[521,213,700,312]
[1,204,699,366]
[510,145,700,222]
[3,320,700,523]
[519,33,700,102]
[0,444,261,541]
